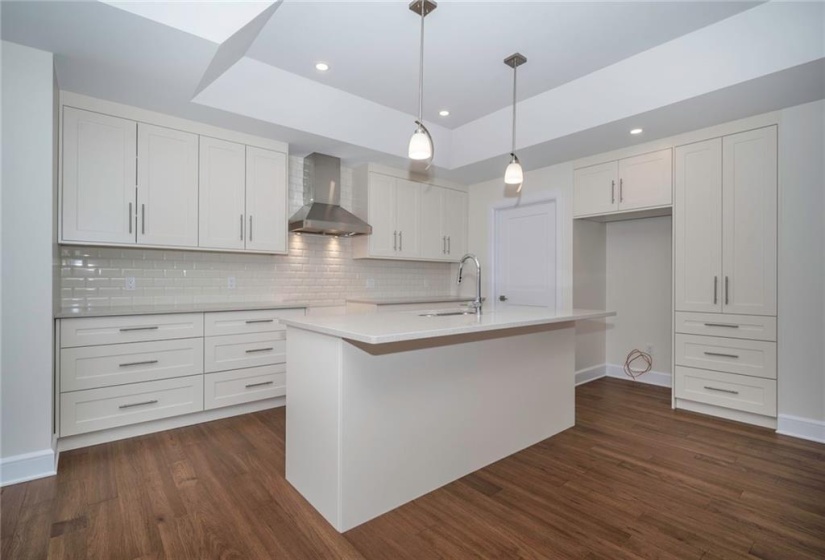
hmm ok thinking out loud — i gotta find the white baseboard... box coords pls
[605,363,672,388]
[575,364,607,386]
[0,447,57,487]
[777,414,825,444]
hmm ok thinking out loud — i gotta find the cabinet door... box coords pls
[395,179,421,257]
[246,147,288,253]
[62,107,136,244]
[573,161,618,217]
[136,124,198,247]
[199,136,246,250]
[367,173,397,257]
[674,139,722,312]
[419,184,445,260]
[722,126,777,316]
[443,189,468,259]
[618,148,672,210]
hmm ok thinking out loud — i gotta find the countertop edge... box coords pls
[55,302,311,319]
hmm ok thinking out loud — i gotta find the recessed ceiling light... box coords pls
[439,110,450,117]
[315,62,329,72]
[630,128,643,135]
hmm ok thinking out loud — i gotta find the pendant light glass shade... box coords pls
[503,53,527,192]
[504,154,523,186]
[408,122,433,160]
[408,1,436,166]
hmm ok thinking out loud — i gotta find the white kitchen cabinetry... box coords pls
[353,167,468,262]
[61,107,137,244]
[574,149,672,218]
[246,146,288,253]
[674,127,777,316]
[137,123,199,247]
[199,136,246,250]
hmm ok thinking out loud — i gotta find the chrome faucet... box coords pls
[457,254,482,314]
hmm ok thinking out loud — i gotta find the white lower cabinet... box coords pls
[674,366,776,417]
[204,364,286,410]
[60,375,204,437]
[675,334,776,380]
[57,307,304,440]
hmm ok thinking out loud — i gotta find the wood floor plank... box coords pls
[2,377,824,559]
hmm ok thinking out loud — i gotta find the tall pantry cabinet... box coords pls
[673,125,778,426]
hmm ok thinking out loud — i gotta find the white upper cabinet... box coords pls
[136,124,199,248]
[574,161,618,217]
[245,147,288,254]
[353,169,468,262]
[62,107,137,244]
[199,137,246,250]
[617,149,672,211]
[722,127,777,316]
[574,149,672,218]
[674,138,723,313]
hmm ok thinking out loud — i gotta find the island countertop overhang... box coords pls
[281,307,614,345]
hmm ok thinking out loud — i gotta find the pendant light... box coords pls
[408,0,436,164]
[504,53,527,191]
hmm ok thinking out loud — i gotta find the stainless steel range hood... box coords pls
[288,153,372,236]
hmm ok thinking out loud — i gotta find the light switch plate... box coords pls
[125,277,136,291]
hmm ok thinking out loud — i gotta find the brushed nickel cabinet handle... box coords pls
[240,214,244,241]
[245,347,273,354]
[704,323,739,329]
[725,276,730,305]
[119,360,158,368]
[245,381,274,389]
[443,236,446,254]
[703,386,739,395]
[245,319,274,324]
[704,351,740,359]
[119,399,158,409]
[119,326,159,332]
[611,180,615,204]
[249,215,253,242]
[141,203,145,234]
[129,202,133,234]
[399,231,403,251]
[447,236,451,254]
[713,276,718,305]
[393,230,397,251]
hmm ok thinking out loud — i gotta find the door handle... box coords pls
[447,236,450,254]
[704,351,740,359]
[141,204,145,235]
[240,214,244,241]
[611,180,615,204]
[725,276,730,305]
[619,178,624,202]
[399,231,403,251]
[704,323,739,329]
[249,215,253,242]
[443,236,446,254]
[713,276,718,305]
[119,360,159,368]
[128,202,133,234]
[119,326,159,332]
[245,347,273,354]
[119,400,158,409]
[703,386,739,395]
[499,295,508,302]
[245,381,274,389]
[393,231,397,251]
[245,319,274,324]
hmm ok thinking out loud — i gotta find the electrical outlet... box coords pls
[125,277,136,291]
[366,278,375,289]
[227,276,236,289]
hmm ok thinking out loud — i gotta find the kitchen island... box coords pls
[281,306,614,532]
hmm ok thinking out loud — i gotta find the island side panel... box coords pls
[285,326,344,530]
[339,324,575,531]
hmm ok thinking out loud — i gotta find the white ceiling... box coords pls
[1,1,823,185]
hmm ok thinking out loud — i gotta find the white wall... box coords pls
[778,99,825,426]
[1,41,57,484]
[465,162,574,310]
[573,220,606,373]
[605,217,673,373]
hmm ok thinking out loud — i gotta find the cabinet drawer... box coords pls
[675,334,776,379]
[60,375,204,437]
[675,312,776,341]
[204,332,286,373]
[60,313,204,347]
[60,338,204,392]
[204,308,304,336]
[675,366,776,417]
[204,364,286,410]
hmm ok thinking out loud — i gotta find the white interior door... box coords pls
[136,123,199,247]
[495,201,557,308]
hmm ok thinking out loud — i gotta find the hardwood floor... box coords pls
[3,378,824,559]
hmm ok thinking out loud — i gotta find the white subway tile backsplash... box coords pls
[60,157,456,308]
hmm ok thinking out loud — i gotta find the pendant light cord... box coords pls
[418,2,425,123]
[511,64,517,154]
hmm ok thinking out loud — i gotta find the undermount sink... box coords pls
[419,310,478,317]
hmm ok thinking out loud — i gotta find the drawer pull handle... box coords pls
[704,323,740,328]
[119,326,159,332]
[119,399,159,409]
[119,360,159,368]
[703,386,739,395]
[703,351,740,359]
[245,381,274,389]
[245,347,274,354]
[245,319,275,324]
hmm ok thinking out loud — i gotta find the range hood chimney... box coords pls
[288,153,372,236]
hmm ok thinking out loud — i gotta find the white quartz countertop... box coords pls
[346,296,477,305]
[281,306,615,345]
[55,301,310,319]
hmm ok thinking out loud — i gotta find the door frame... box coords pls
[488,194,567,309]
